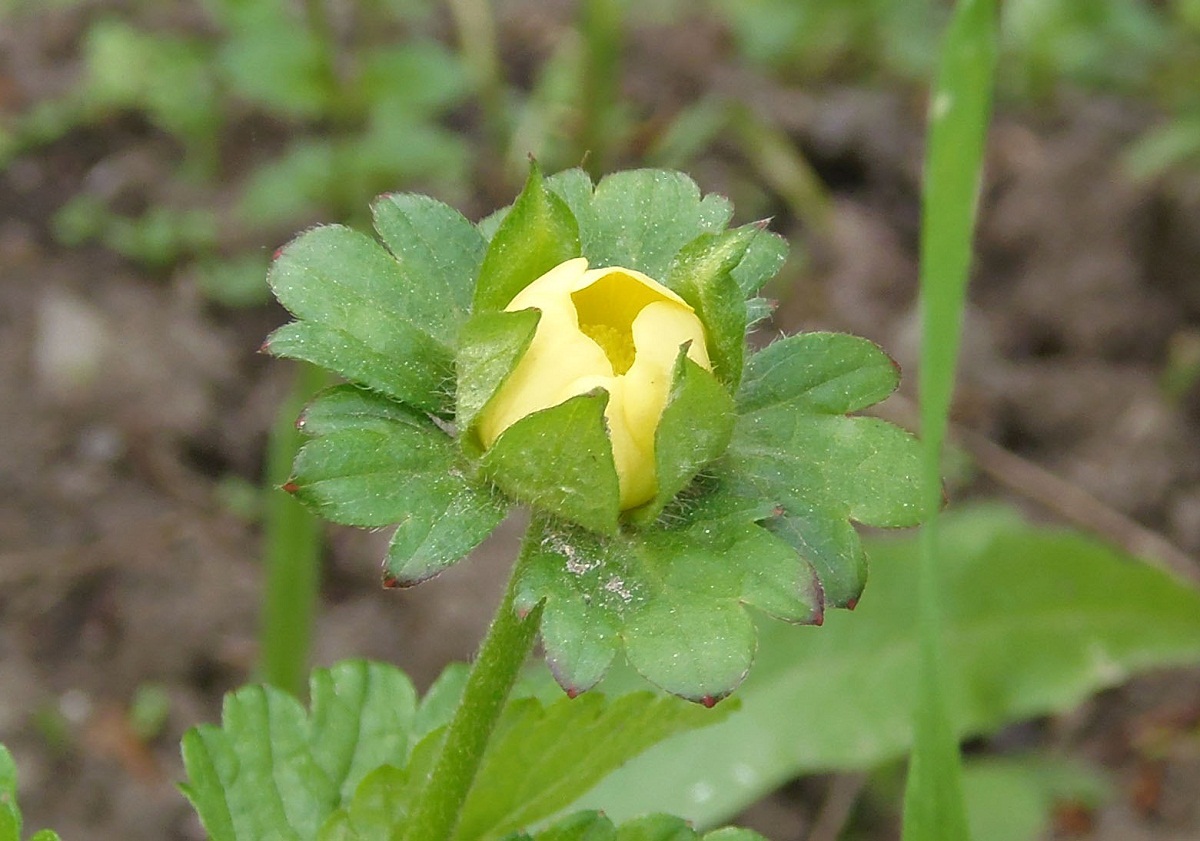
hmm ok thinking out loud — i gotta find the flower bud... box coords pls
[477,258,711,510]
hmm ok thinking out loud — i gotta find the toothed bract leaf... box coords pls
[481,391,621,535]
[664,227,754,389]
[456,308,542,440]
[370,192,486,340]
[474,165,581,313]
[292,386,507,584]
[515,518,820,701]
[181,661,418,841]
[267,224,463,414]
[683,331,923,609]
[565,169,732,279]
[452,692,729,841]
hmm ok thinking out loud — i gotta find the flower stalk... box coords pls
[400,533,545,841]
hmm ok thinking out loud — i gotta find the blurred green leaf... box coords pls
[219,22,333,117]
[454,693,730,841]
[577,506,1200,826]
[504,812,767,841]
[963,757,1109,841]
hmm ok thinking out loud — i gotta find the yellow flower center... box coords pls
[571,269,665,376]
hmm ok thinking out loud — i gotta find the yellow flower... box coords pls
[477,258,711,510]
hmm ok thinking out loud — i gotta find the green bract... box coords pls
[266,166,926,702]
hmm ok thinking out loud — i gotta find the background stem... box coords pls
[400,532,544,841]
[259,361,329,698]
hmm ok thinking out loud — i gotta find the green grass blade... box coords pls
[905,0,998,839]
[260,361,330,697]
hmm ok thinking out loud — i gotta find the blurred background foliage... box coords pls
[4,0,1200,304]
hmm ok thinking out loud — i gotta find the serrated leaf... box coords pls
[579,170,729,280]
[268,225,458,413]
[475,165,581,313]
[579,507,1200,826]
[516,519,819,700]
[665,228,753,389]
[738,332,899,415]
[456,309,542,438]
[182,661,417,841]
[481,392,621,535]
[371,192,486,340]
[712,409,923,607]
[317,765,411,841]
[291,387,505,580]
[629,355,735,526]
[454,692,729,841]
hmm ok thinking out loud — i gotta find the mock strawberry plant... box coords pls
[180,165,926,841]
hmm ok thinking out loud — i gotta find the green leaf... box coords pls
[737,332,899,414]
[515,519,819,700]
[218,21,333,117]
[453,692,729,841]
[665,228,754,389]
[908,0,998,836]
[455,309,542,438]
[292,386,506,581]
[267,225,458,413]
[962,757,1108,841]
[474,165,581,313]
[711,409,923,607]
[729,229,788,298]
[317,765,411,841]
[371,192,486,340]
[629,356,735,526]
[578,507,1200,826]
[506,813,767,841]
[182,661,417,841]
[481,392,621,535]
[358,42,470,114]
[575,170,730,280]
[0,745,59,841]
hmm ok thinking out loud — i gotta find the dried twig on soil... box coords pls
[875,394,1200,586]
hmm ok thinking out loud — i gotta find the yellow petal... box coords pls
[619,301,711,464]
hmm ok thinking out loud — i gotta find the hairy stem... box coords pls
[400,531,544,841]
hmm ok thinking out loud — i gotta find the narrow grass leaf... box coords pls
[906,0,997,839]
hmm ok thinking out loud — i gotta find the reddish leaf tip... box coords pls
[845,596,858,611]
[271,246,284,261]
[257,338,271,354]
[281,481,300,494]
[753,217,773,230]
[699,695,719,709]
[565,687,581,700]
[381,575,402,589]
